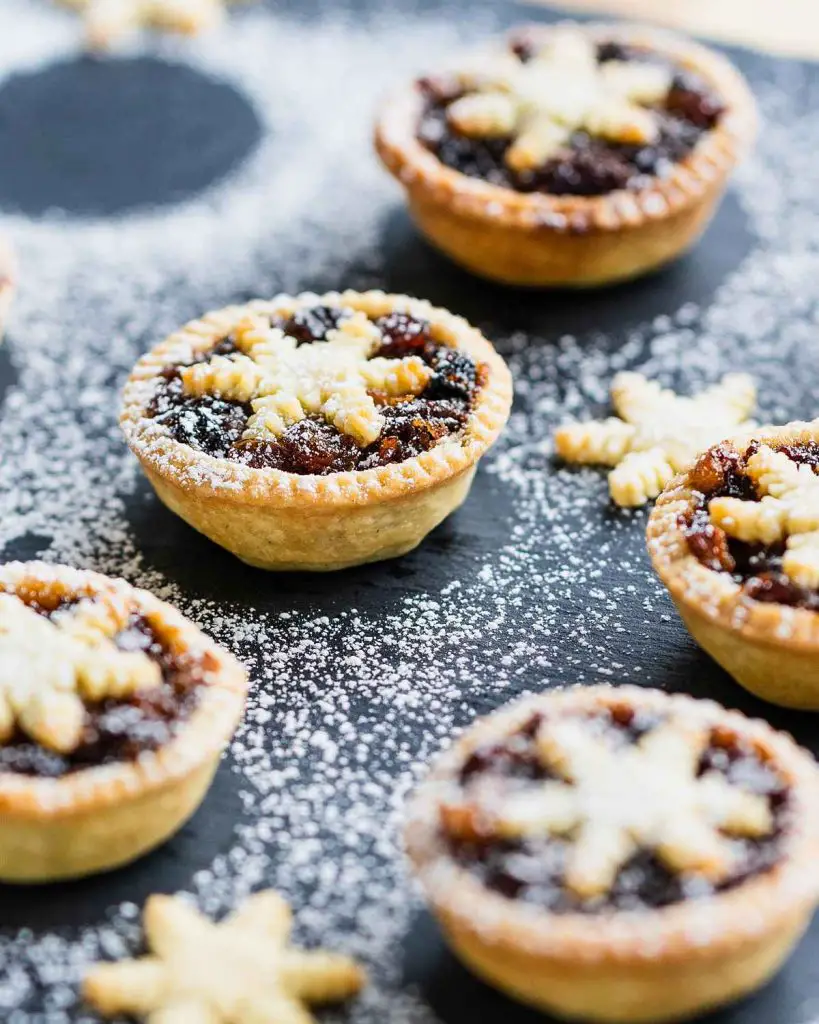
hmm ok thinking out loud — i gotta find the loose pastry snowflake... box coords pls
[84,890,366,1023]
[0,593,160,753]
[554,371,758,507]
[54,0,235,49]
[445,717,772,899]
[710,444,819,588]
[446,27,673,171]
[180,312,432,447]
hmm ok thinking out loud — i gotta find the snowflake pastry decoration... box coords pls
[446,26,673,171]
[179,312,432,447]
[84,890,365,1023]
[443,715,772,899]
[554,371,758,507]
[0,592,160,753]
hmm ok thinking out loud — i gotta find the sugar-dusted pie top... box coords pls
[0,563,221,778]
[680,437,819,611]
[178,309,433,448]
[425,691,789,914]
[131,291,495,479]
[417,26,726,196]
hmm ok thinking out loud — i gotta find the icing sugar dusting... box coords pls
[1,2,818,1021]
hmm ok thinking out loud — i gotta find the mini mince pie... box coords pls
[406,686,819,1022]
[0,561,248,883]
[375,23,757,286]
[121,290,512,572]
[649,421,819,710]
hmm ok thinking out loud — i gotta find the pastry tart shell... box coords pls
[375,23,758,288]
[0,562,248,883]
[648,421,819,710]
[406,686,819,1022]
[121,290,513,572]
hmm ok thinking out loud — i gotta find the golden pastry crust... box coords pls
[121,289,513,571]
[648,421,819,709]
[0,562,248,883]
[375,22,758,287]
[406,686,819,1023]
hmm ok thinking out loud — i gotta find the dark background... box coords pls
[1,2,819,1021]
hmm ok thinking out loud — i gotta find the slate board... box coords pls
[1,1,819,1021]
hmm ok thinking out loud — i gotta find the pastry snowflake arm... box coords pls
[610,372,675,424]
[447,92,520,137]
[783,533,819,589]
[180,355,267,404]
[566,820,637,898]
[553,418,638,467]
[243,393,307,441]
[709,495,789,545]
[325,311,383,356]
[281,952,367,1005]
[695,373,758,426]
[224,890,293,941]
[83,960,168,1018]
[609,448,675,507]
[506,115,572,171]
[599,60,672,105]
[585,98,657,145]
[320,383,383,446]
[359,355,431,397]
[746,445,807,497]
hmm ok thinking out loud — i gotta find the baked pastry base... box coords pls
[122,290,512,572]
[1,756,221,883]
[145,462,476,572]
[406,184,721,288]
[0,562,248,883]
[375,23,758,287]
[441,906,810,1023]
[407,687,819,1022]
[648,421,819,710]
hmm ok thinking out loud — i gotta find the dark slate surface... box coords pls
[1,2,818,1021]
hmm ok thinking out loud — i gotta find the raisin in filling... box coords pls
[444,707,787,914]
[417,40,724,197]
[0,601,205,779]
[682,441,819,611]
[150,308,487,475]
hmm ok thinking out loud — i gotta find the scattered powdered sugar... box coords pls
[1,2,819,1021]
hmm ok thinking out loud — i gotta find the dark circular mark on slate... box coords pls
[378,189,754,339]
[0,57,261,217]
[0,760,242,930]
